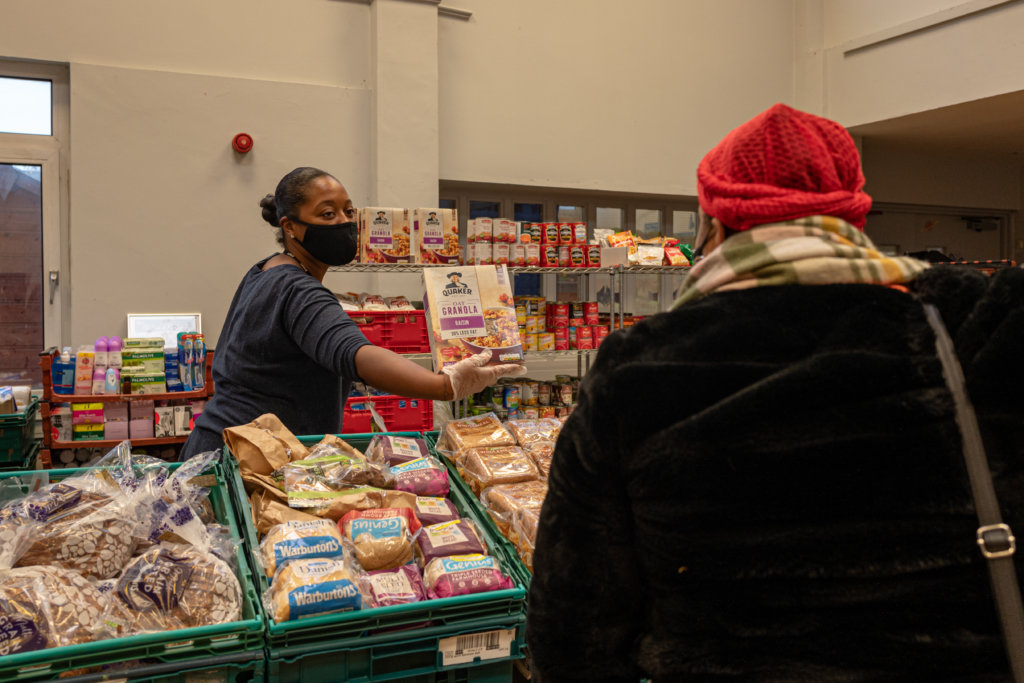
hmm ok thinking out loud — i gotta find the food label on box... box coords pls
[426,521,469,547]
[424,265,523,369]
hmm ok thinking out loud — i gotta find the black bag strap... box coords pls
[923,302,1024,681]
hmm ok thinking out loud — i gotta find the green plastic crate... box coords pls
[423,431,533,590]
[0,441,40,472]
[0,460,265,682]
[0,398,39,463]
[222,432,527,676]
[267,625,521,682]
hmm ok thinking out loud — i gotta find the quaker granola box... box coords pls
[423,265,523,370]
[359,207,412,263]
[414,208,461,265]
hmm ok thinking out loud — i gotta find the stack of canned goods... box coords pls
[468,375,579,421]
[514,296,611,352]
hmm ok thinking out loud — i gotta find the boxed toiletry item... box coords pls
[173,404,194,436]
[50,405,72,442]
[105,420,129,441]
[129,373,167,395]
[72,423,104,441]
[129,419,154,440]
[154,405,175,438]
[71,402,104,425]
[121,349,165,374]
[359,207,412,263]
[123,337,165,349]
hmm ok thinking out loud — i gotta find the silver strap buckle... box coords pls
[977,524,1016,559]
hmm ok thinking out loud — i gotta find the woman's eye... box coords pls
[322,210,336,220]
[345,207,357,218]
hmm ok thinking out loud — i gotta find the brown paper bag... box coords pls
[223,413,309,475]
[250,489,321,537]
[303,487,418,522]
[313,434,366,461]
[242,471,288,504]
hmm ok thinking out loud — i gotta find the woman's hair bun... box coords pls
[259,194,280,227]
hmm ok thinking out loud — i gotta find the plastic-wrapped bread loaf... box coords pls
[266,558,364,622]
[457,445,540,495]
[111,544,243,634]
[509,507,540,571]
[479,480,548,536]
[441,413,515,461]
[259,519,346,577]
[505,418,562,447]
[523,441,555,479]
[0,565,109,653]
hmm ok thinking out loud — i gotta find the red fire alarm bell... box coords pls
[232,133,254,154]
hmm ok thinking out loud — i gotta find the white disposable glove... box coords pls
[442,349,528,401]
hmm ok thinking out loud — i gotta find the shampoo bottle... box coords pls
[53,348,73,395]
[104,367,120,394]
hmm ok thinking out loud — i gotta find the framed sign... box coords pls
[125,313,202,349]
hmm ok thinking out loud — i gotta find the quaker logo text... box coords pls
[427,211,440,226]
[442,272,473,296]
[372,211,389,225]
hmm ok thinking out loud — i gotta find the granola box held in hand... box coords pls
[423,265,523,370]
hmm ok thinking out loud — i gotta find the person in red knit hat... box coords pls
[527,103,1024,681]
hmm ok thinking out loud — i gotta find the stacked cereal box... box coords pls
[359,208,412,263]
[413,208,461,264]
[423,265,524,370]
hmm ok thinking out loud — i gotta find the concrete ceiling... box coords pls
[848,90,1024,156]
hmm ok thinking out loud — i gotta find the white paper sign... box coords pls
[439,628,515,667]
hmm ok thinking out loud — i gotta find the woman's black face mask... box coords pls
[291,219,358,266]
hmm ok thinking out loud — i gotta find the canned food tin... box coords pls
[558,245,571,267]
[572,222,587,244]
[539,405,557,419]
[542,245,560,267]
[558,223,573,244]
[541,223,560,244]
[523,407,539,419]
[537,382,551,406]
[526,243,541,266]
[570,245,586,267]
[523,381,539,405]
[538,333,555,351]
[523,333,539,352]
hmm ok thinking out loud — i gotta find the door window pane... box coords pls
[672,210,697,245]
[469,200,500,219]
[596,207,623,231]
[635,209,662,239]
[514,202,543,223]
[439,198,456,210]
[557,205,584,221]
[0,164,43,385]
[0,77,51,135]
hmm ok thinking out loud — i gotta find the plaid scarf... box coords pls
[672,215,930,308]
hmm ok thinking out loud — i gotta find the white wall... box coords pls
[807,0,1024,127]
[0,0,373,347]
[438,0,797,197]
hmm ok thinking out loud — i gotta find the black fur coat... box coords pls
[527,266,1024,682]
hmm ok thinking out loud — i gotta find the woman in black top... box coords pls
[181,167,521,458]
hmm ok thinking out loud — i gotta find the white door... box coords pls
[0,63,69,387]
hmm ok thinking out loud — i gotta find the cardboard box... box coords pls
[173,405,194,436]
[72,423,105,441]
[359,207,412,264]
[103,402,129,423]
[130,374,167,395]
[423,265,523,371]
[414,208,460,265]
[104,421,130,441]
[154,405,175,438]
[121,349,165,374]
[123,338,165,350]
[71,402,104,425]
[51,406,72,442]
[129,419,154,440]
[130,400,156,421]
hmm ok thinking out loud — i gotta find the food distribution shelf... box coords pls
[45,388,209,404]
[49,436,191,449]
[330,263,688,274]
[0,461,265,682]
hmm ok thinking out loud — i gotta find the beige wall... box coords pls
[806,0,1024,126]
[438,0,797,197]
[1,0,374,347]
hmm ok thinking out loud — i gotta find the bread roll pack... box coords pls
[440,412,515,460]
[479,480,548,535]
[259,519,346,577]
[265,557,365,622]
[423,265,523,370]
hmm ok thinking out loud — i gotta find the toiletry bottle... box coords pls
[193,333,206,391]
[62,349,77,395]
[92,368,106,395]
[108,336,123,369]
[94,336,109,368]
[53,348,72,395]
[104,367,120,394]
[178,333,194,392]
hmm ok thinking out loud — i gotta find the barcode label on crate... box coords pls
[439,628,514,666]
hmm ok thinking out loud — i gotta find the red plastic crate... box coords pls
[342,394,434,433]
[347,310,430,353]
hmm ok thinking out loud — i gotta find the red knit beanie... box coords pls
[697,103,872,231]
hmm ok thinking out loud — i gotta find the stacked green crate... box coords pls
[0,398,39,465]
[0,462,265,683]
[223,432,528,683]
